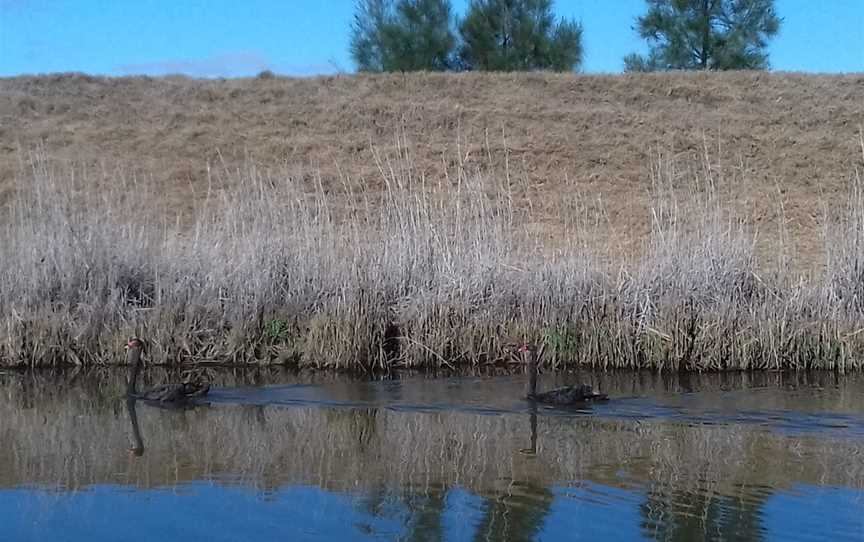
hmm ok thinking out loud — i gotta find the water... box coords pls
[1,369,863,541]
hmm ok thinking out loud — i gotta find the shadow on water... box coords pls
[2,368,864,541]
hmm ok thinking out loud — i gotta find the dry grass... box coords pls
[2,71,864,369]
[1,140,864,369]
[1,72,863,263]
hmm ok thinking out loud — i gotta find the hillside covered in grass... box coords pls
[2,71,862,262]
[1,72,863,369]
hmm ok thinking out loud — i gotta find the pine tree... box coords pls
[458,0,583,72]
[349,0,456,72]
[624,0,781,71]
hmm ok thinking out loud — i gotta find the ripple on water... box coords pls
[2,370,864,541]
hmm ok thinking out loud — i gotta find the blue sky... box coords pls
[0,0,861,77]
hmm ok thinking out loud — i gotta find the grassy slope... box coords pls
[2,71,863,263]
[2,72,864,369]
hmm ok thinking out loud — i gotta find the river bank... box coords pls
[2,150,863,370]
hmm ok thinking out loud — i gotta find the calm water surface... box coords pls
[1,369,863,541]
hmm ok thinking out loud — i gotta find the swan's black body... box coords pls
[520,345,608,405]
[125,338,209,405]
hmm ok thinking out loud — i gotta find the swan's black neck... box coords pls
[524,351,538,398]
[126,352,141,396]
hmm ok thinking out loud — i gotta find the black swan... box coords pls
[519,344,608,405]
[125,337,210,404]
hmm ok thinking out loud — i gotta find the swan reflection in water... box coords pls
[122,336,213,456]
[519,404,539,456]
[125,397,145,457]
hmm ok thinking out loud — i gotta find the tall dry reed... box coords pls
[1,144,863,370]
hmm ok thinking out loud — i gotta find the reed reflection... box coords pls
[2,369,863,542]
[640,485,770,541]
